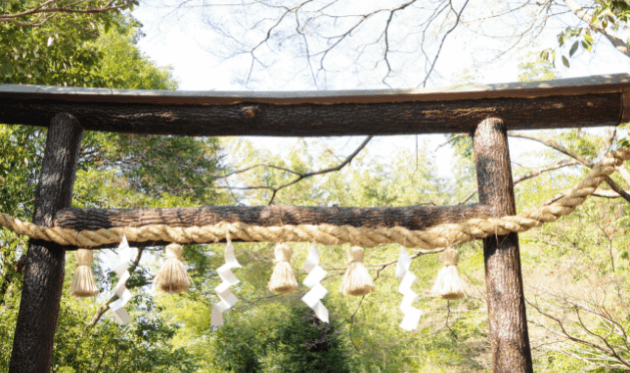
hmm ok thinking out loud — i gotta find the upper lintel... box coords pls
[0,74,629,136]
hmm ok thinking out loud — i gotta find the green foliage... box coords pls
[519,53,558,83]
[0,10,224,373]
[541,1,629,68]
[90,21,176,90]
[268,303,351,373]
[208,301,352,373]
[1,0,114,86]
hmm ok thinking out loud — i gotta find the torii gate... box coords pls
[2,73,630,373]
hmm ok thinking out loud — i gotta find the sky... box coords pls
[128,0,630,180]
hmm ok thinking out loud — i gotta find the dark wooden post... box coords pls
[10,113,83,373]
[473,118,533,373]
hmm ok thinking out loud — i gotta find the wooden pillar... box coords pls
[10,113,83,373]
[473,118,533,373]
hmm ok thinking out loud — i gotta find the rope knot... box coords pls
[346,245,365,265]
[268,243,298,293]
[273,243,293,263]
[165,243,183,260]
[340,246,374,296]
[442,248,459,267]
[76,248,93,266]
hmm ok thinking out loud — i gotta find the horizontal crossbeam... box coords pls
[1,145,627,250]
[53,204,492,248]
[1,74,629,136]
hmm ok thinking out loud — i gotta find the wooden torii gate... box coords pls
[2,73,630,373]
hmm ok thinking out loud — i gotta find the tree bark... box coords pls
[52,204,494,249]
[0,93,621,136]
[473,118,533,373]
[55,204,492,230]
[10,113,83,373]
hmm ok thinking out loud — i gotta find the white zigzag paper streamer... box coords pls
[109,236,133,325]
[301,241,329,323]
[396,246,422,331]
[211,237,242,326]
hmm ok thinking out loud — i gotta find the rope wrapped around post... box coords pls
[0,148,628,249]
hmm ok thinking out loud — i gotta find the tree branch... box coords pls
[563,0,630,58]
[508,132,630,203]
[87,247,145,328]
[436,133,467,149]
[418,0,471,88]
[265,136,372,204]
[0,0,135,28]
[513,159,581,184]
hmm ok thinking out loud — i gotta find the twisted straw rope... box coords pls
[1,149,629,249]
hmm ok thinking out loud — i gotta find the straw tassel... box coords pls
[268,243,298,293]
[431,248,466,300]
[70,249,98,297]
[154,243,190,294]
[340,246,375,296]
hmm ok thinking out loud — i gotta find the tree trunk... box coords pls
[9,113,83,373]
[473,118,533,373]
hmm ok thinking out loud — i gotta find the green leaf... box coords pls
[541,50,549,60]
[569,41,579,56]
[558,32,566,47]
[562,55,570,67]
[582,40,593,52]
[584,33,594,44]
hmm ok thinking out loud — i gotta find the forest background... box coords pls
[2,0,630,372]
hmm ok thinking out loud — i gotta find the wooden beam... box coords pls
[53,204,493,249]
[0,74,628,136]
[473,118,533,373]
[10,113,83,373]
[0,94,620,137]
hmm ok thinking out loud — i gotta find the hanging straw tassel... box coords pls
[70,249,98,297]
[340,246,375,296]
[154,243,190,294]
[268,243,298,293]
[431,248,466,300]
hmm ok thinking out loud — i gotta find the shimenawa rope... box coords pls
[0,148,628,249]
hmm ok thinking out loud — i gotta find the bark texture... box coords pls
[10,113,83,373]
[473,118,533,373]
[55,204,492,230]
[53,204,494,249]
[0,93,620,136]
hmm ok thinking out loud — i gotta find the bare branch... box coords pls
[87,248,145,328]
[513,159,581,184]
[456,190,476,205]
[508,132,630,203]
[508,132,592,166]
[418,0,471,88]
[436,133,467,149]
[265,135,372,204]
